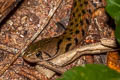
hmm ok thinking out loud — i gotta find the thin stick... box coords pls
[0,0,22,23]
[0,0,63,76]
[37,61,65,74]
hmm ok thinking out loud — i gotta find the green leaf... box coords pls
[106,0,120,21]
[115,23,120,43]
[57,64,120,80]
[106,0,120,44]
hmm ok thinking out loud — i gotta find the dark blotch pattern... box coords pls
[70,22,74,26]
[75,30,80,34]
[87,9,92,13]
[76,8,79,12]
[66,37,71,41]
[82,10,86,14]
[80,20,83,25]
[73,0,77,7]
[56,39,63,53]
[73,12,75,17]
[75,23,79,27]
[85,18,89,24]
[82,29,85,36]
[78,13,81,17]
[75,18,78,22]
[80,3,83,7]
[65,43,72,52]
[69,29,73,32]
[84,1,88,4]
[74,38,78,45]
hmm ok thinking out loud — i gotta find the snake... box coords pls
[23,0,105,63]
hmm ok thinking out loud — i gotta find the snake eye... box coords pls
[36,51,43,59]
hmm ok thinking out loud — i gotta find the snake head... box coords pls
[23,38,58,63]
[23,49,43,63]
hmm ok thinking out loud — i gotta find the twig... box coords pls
[0,0,63,76]
[0,0,22,23]
[37,61,65,75]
